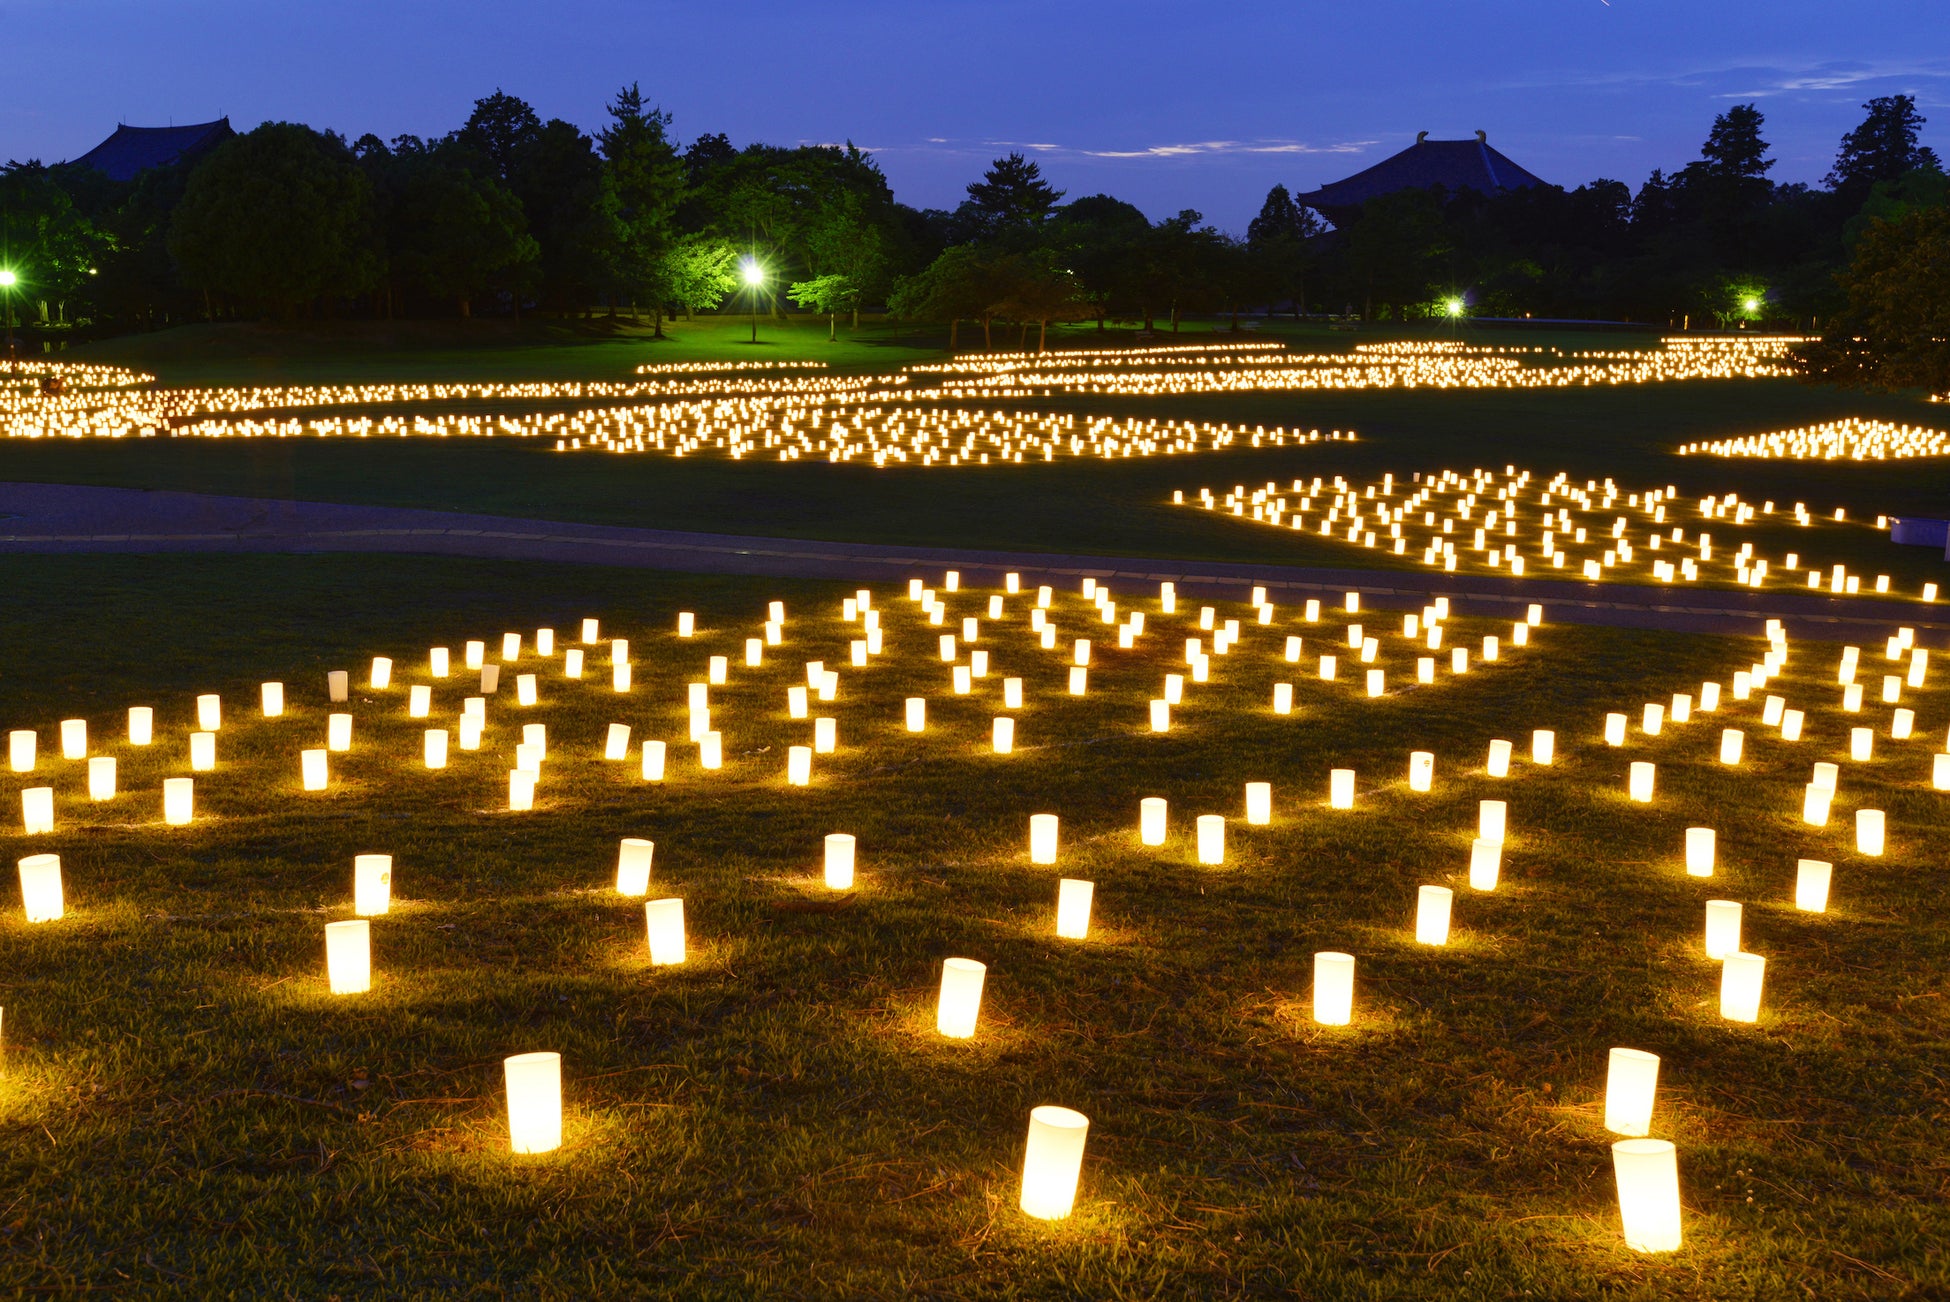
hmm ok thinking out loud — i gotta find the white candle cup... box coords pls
[1408,751,1433,792]
[640,740,667,781]
[1069,667,1088,695]
[1684,827,1715,877]
[645,897,686,965]
[1604,713,1627,746]
[1855,809,1885,856]
[1720,951,1766,1022]
[905,698,926,733]
[787,746,813,787]
[87,756,116,801]
[1850,727,1872,762]
[1486,739,1512,778]
[824,833,856,890]
[58,718,87,758]
[677,611,695,637]
[190,731,217,772]
[1801,784,1830,826]
[1415,884,1453,945]
[1312,951,1355,1025]
[1531,730,1554,765]
[615,838,655,896]
[327,670,349,704]
[1794,859,1832,913]
[324,919,371,995]
[1196,814,1226,865]
[1718,729,1743,765]
[1140,797,1167,846]
[936,958,986,1039]
[480,664,500,694]
[327,713,353,752]
[504,1052,563,1153]
[1054,878,1093,938]
[1704,899,1743,959]
[458,716,483,751]
[500,633,521,661]
[508,769,536,811]
[354,854,393,915]
[1604,1047,1660,1137]
[1019,1106,1090,1220]
[1628,762,1655,803]
[581,617,600,644]
[163,777,194,826]
[993,717,1016,753]
[197,694,222,731]
[1468,838,1501,891]
[16,853,63,922]
[1245,782,1272,825]
[1478,799,1506,844]
[1330,769,1355,809]
[1612,1138,1682,1252]
[1642,704,1663,736]
[815,717,837,755]
[699,732,722,770]
[129,707,154,745]
[408,685,431,719]
[515,674,538,706]
[1029,814,1059,865]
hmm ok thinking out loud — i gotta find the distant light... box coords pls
[1445,297,1465,317]
[741,259,764,287]
[0,270,16,288]
[1743,297,1761,312]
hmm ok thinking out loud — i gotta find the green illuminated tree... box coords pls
[599,82,684,333]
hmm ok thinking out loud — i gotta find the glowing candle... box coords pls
[1855,809,1884,856]
[1415,885,1453,945]
[129,707,153,745]
[1486,739,1511,777]
[1604,1047,1660,1137]
[1849,727,1872,762]
[1604,714,1627,746]
[297,748,327,791]
[1408,751,1433,792]
[481,664,500,694]
[1762,695,1785,726]
[516,675,537,707]
[1244,782,1272,826]
[993,717,1016,753]
[1004,678,1024,709]
[1272,683,1293,714]
[1801,784,1830,826]
[1164,674,1183,705]
[1781,709,1804,742]
[1670,693,1691,723]
[1030,814,1059,865]
[1642,704,1663,736]
[189,731,216,771]
[905,698,926,732]
[645,897,686,964]
[1704,899,1742,959]
[1019,1106,1090,1220]
[459,716,482,751]
[677,612,695,637]
[1140,797,1167,846]
[1069,667,1088,695]
[504,1052,563,1153]
[699,732,722,770]
[808,717,835,755]
[163,777,193,825]
[953,666,972,694]
[1531,730,1554,765]
[1313,951,1355,1025]
[822,832,856,889]
[16,853,62,921]
[508,769,536,811]
[1319,655,1336,681]
[581,618,600,644]
[79,755,115,802]
[780,745,809,787]
[328,670,350,703]
[1935,754,1950,790]
[500,633,521,662]
[1612,1139,1682,1252]
[1720,952,1765,1022]
[1366,669,1384,697]
[325,920,370,994]
[1892,708,1914,739]
[54,719,85,760]
[1718,729,1743,764]
[1196,814,1226,864]
[1794,859,1832,912]
[1812,762,1837,794]
[1330,769,1355,809]
[1685,827,1715,876]
[1478,799,1506,843]
[1468,838,1500,890]
[197,694,222,731]
[937,958,986,1038]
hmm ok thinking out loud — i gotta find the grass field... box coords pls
[2,552,1946,1296]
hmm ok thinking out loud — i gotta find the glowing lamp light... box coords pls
[1415,885,1453,945]
[354,854,393,915]
[1408,751,1433,792]
[59,718,86,759]
[1149,700,1169,732]
[936,958,986,1038]
[370,658,393,690]
[1019,1106,1090,1220]
[1478,800,1506,843]
[1468,838,1501,890]
[1604,714,1627,746]
[1801,784,1830,826]
[787,745,813,786]
[1029,814,1059,865]
[1531,730,1554,765]
[1612,1139,1682,1252]
[327,712,353,752]
[1781,710,1804,742]
[1366,669,1385,697]
[189,731,217,771]
[87,757,115,801]
[993,716,1016,753]
[197,694,222,732]
[1795,859,1832,912]
[1196,814,1226,864]
[504,1052,563,1154]
[517,675,538,707]
[1811,762,1837,794]
[1245,782,1271,825]
[20,787,53,835]
[1486,739,1511,778]
[501,633,521,661]
[1054,878,1093,938]
[301,748,328,791]
[1642,704,1663,736]
[1849,727,1872,762]
[905,698,926,732]
[1004,678,1024,709]
[508,769,536,811]
[163,777,194,825]
[699,732,722,770]
[17,853,63,922]
[408,685,431,718]
[824,833,856,889]
[1704,899,1743,959]
[1140,797,1167,846]
[1720,952,1766,1022]
[1604,1047,1660,1137]
[325,920,371,995]
[1312,951,1355,1025]
[645,897,686,964]
[1719,729,1743,765]
[1628,762,1655,803]
[1329,769,1355,810]
[1855,809,1885,856]
[129,707,153,745]
[1684,827,1715,876]
[815,717,837,754]
[1069,667,1088,695]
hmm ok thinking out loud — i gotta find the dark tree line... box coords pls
[0,90,1943,370]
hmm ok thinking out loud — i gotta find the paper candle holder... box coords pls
[504,1052,563,1153]
[937,958,986,1039]
[354,854,393,915]
[1313,951,1355,1025]
[1019,1106,1089,1220]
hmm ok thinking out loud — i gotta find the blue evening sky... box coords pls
[6,0,1947,230]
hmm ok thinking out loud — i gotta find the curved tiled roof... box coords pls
[1300,133,1550,217]
[70,119,235,182]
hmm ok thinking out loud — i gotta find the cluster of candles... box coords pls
[935,336,1806,399]
[6,566,1937,1245]
[631,359,830,375]
[1680,417,1950,463]
[1185,464,1932,601]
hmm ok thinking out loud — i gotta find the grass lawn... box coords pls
[1,552,1945,1296]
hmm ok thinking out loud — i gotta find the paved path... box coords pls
[2,481,1943,644]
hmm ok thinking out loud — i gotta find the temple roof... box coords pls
[1299,132,1550,217]
[70,119,236,182]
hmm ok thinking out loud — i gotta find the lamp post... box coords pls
[0,269,16,370]
[741,256,764,344]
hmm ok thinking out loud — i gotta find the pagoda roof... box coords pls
[70,119,235,182]
[1299,132,1550,217]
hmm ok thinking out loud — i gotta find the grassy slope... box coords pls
[1,553,1945,1296]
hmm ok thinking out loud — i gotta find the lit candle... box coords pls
[1312,951,1355,1025]
[1140,797,1167,846]
[1855,809,1884,856]
[1029,814,1059,865]
[1019,1106,1090,1220]
[1628,762,1654,802]
[645,898,686,964]
[1478,799,1506,843]
[1704,899,1742,959]
[16,853,63,922]
[1329,768,1355,809]
[1244,782,1271,825]
[616,839,655,895]
[1718,729,1743,764]
[87,757,116,801]
[1054,878,1092,938]
[1794,859,1831,912]
[824,833,856,889]
[1196,814,1226,864]
[504,1052,563,1153]
[1468,838,1501,891]
[1612,1139,1683,1251]
[1415,885,1453,945]
[1604,1047,1660,1136]
[1531,730,1554,765]
[163,777,194,825]
[1684,827,1715,876]
[324,920,370,994]
[936,958,986,1038]
[354,854,393,915]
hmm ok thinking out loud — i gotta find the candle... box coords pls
[1313,951,1355,1025]
[936,958,986,1038]
[1019,1106,1090,1220]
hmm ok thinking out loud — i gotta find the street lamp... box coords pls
[0,269,16,368]
[1742,297,1761,313]
[741,256,765,344]
[1445,297,1465,318]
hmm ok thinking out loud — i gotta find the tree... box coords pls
[169,122,380,316]
[452,90,542,184]
[598,83,684,333]
[1246,184,1323,316]
[1336,190,1447,321]
[661,235,740,319]
[0,162,108,327]
[507,120,616,313]
[1828,95,1942,210]
[960,153,1063,240]
[390,153,537,317]
[1699,104,1774,188]
[992,251,1087,351]
[788,272,859,340]
[888,244,1005,349]
[1796,205,1950,392]
[1045,194,1151,330]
